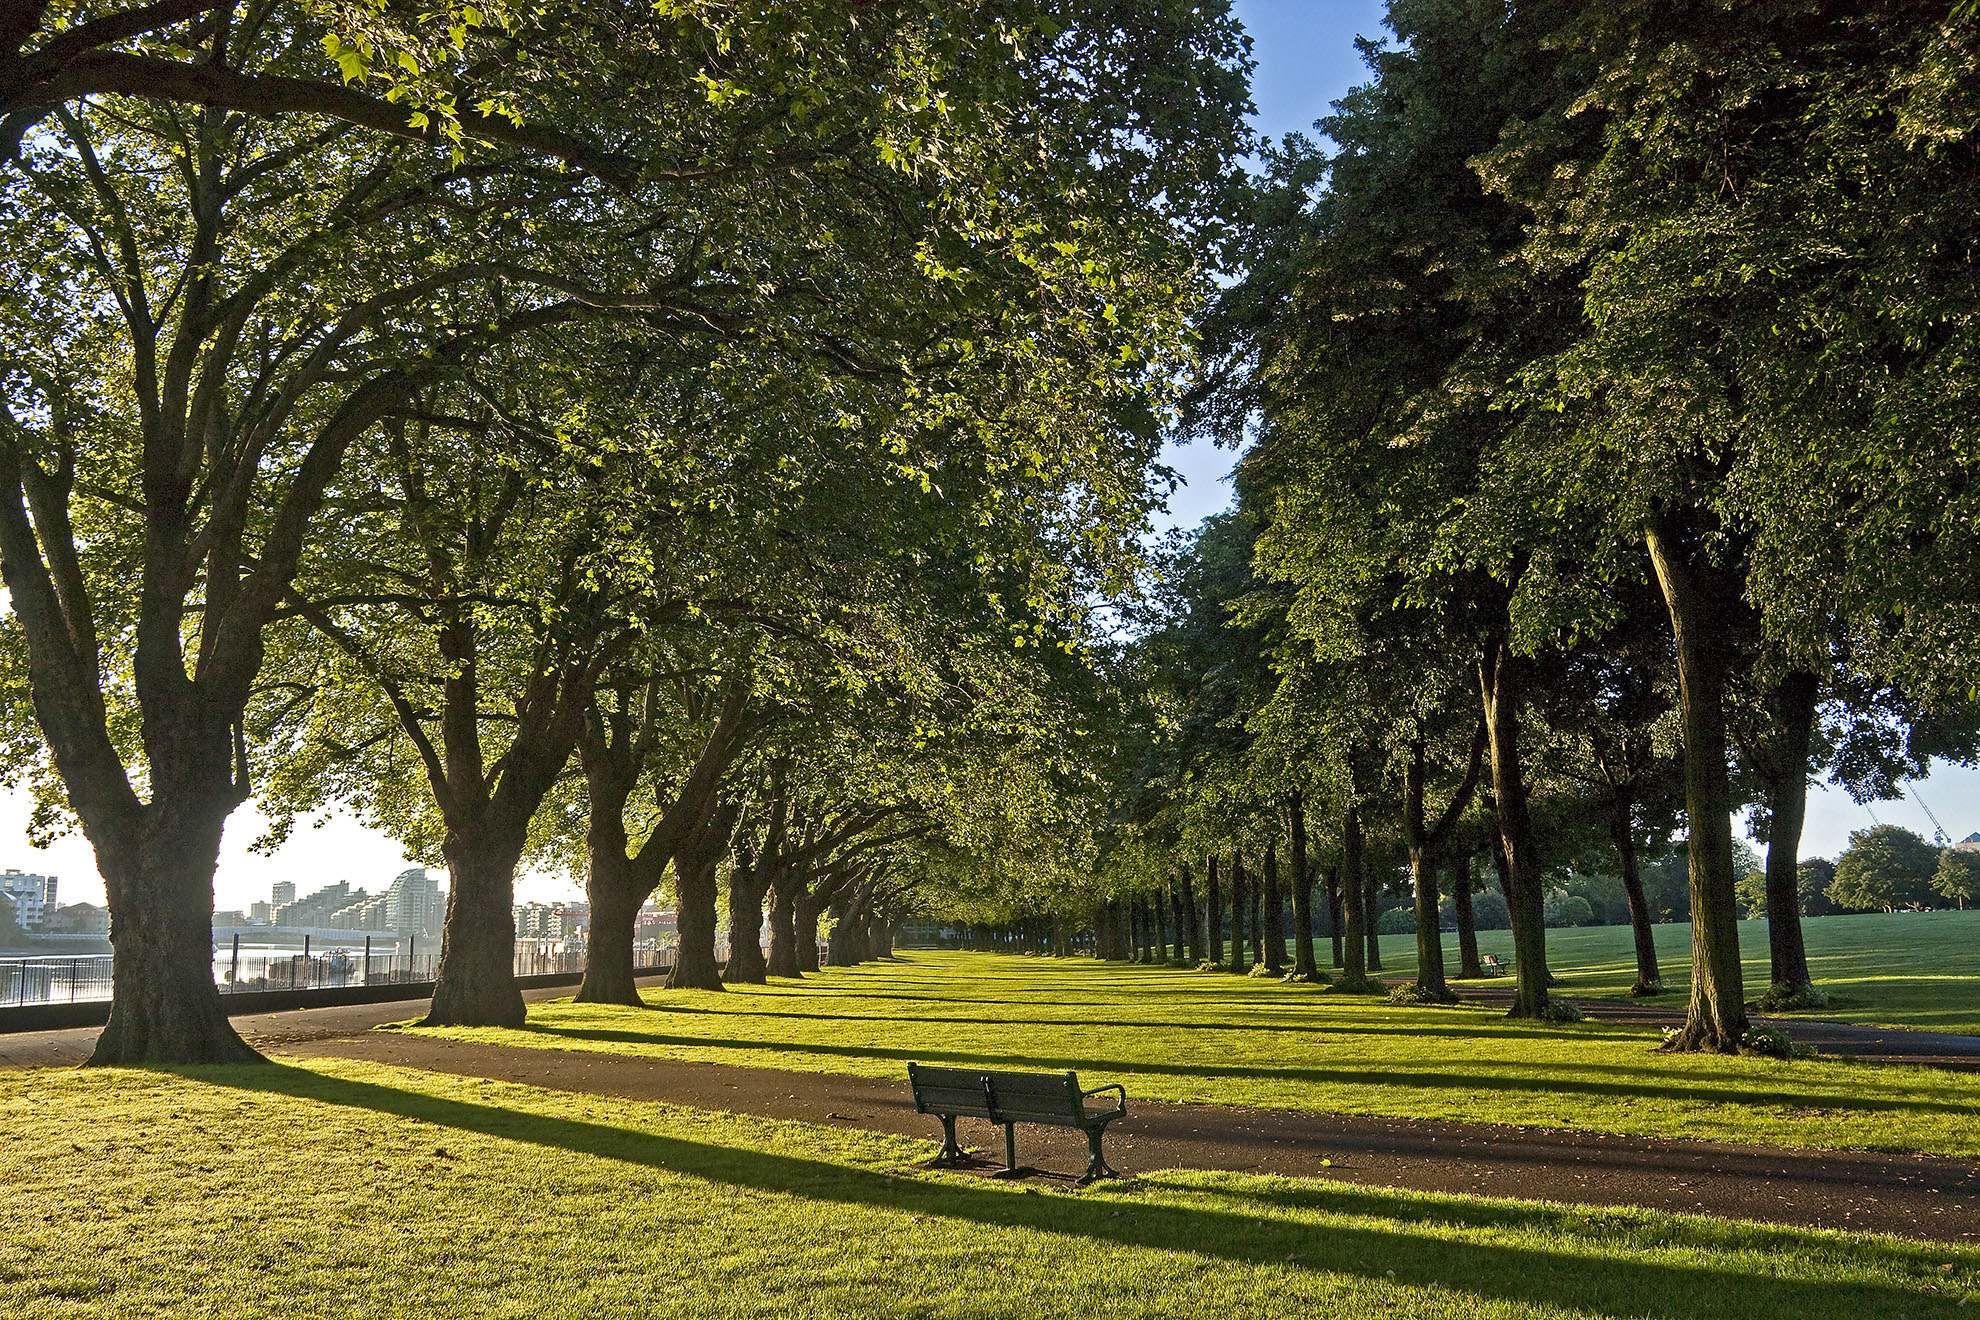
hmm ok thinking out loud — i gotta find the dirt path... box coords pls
[280,1030,1980,1244]
[0,979,646,1069]
[1450,984,1980,1072]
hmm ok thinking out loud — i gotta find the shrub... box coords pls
[1541,999,1585,1023]
[1375,906,1417,935]
[1757,982,1833,1012]
[1740,1026,1797,1059]
[1387,983,1460,1007]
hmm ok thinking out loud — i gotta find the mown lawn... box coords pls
[408,951,1980,1159]
[1370,909,1980,1034]
[2,1059,1974,1319]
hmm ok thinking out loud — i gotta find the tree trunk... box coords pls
[1762,669,1820,998]
[1327,864,1344,968]
[1610,797,1661,994]
[1405,739,1446,998]
[1228,854,1250,973]
[1204,854,1222,970]
[1363,867,1382,972]
[1337,791,1375,991]
[1481,640,1551,1020]
[1170,884,1186,963]
[1252,886,1266,968]
[722,861,770,985]
[766,878,804,978]
[424,824,529,1026]
[796,892,823,971]
[575,853,646,1006]
[89,808,261,1066]
[1410,834,1447,998]
[1644,512,1749,1052]
[1263,840,1287,973]
[1452,851,1483,980]
[1181,867,1200,965]
[1289,792,1319,979]
[667,857,726,990]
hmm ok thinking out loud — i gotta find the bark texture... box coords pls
[1262,841,1287,973]
[1452,851,1483,980]
[1481,641,1551,1019]
[1761,669,1820,997]
[1288,792,1320,979]
[1644,512,1750,1051]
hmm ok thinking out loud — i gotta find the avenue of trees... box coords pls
[5,1,1979,1068]
[0,0,1253,1063]
[943,0,1980,1056]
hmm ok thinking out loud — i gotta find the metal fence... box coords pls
[2,938,672,1008]
[1,955,113,1006]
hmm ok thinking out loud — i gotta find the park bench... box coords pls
[1480,953,1515,976]
[906,1062,1128,1185]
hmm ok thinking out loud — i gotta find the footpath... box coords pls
[3,983,1975,1243]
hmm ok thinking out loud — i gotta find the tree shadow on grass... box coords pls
[505,1024,1980,1117]
[607,1003,1567,1044]
[198,1064,1969,1320]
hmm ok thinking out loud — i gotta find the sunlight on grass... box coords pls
[1390,910,1980,1034]
[2,1059,1974,1319]
[406,951,1980,1159]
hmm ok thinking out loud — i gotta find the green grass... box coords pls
[3,1058,1975,1318]
[408,951,1980,1159]
[1370,909,1980,1034]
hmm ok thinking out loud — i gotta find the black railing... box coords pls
[1,937,676,1008]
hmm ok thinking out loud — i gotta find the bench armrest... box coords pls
[1081,1082,1127,1114]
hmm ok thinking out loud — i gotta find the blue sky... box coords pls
[1156,0,1390,537]
[3,1,1965,911]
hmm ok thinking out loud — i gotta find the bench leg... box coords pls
[1076,1126,1121,1187]
[933,1115,967,1167]
[988,1122,1033,1179]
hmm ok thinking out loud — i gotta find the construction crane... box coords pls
[1910,786,1953,847]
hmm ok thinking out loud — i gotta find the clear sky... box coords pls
[2,0,1971,913]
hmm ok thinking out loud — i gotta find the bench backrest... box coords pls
[907,1063,998,1118]
[908,1063,1083,1123]
[983,1069,1083,1123]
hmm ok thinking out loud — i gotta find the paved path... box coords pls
[283,1031,1980,1243]
[0,979,658,1069]
[1451,985,1980,1072]
[7,982,1976,1242]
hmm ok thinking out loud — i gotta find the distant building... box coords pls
[271,881,296,906]
[383,867,445,937]
[274,880,358,927]
[0,870,57,928]
[514,901,589,940]
[1955,832,1980,854]
[329,892,389,931]
[44,902,108,936]
[249,901,273,924]
[213,909,251,929]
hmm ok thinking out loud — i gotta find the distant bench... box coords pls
[1481,953,1514,976]
[907,1063,1128,1185]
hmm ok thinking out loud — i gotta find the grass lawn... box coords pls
[1369,909,1980,1034]
[408,951,1980,1159]
[2,1058,1975,1319]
